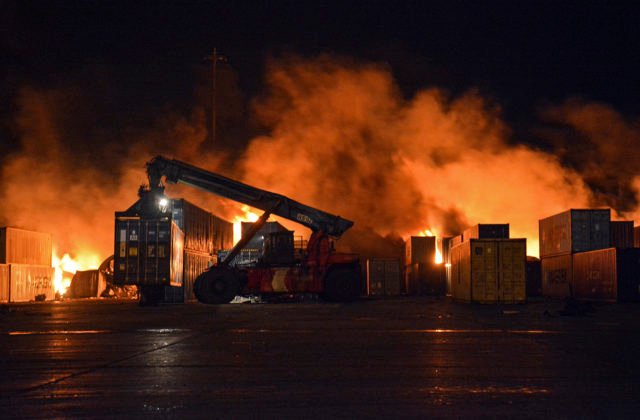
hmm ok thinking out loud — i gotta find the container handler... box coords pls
[124,155,361,304]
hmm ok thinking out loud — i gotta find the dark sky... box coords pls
[2,0,639,148]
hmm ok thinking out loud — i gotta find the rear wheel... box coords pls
[194,268,240,304]
[322,267,361,302]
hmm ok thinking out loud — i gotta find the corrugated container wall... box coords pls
[113,218,184,287]
[171,199,233,254]
[0,264,55,302]
[1,227,53,266]
[450,239,526,303]
[572,248,640,302]
[610,221,634,249]
[405,236,436,265]
[366,258,402,296]
[68,270,107,298]
[539,209,610,258]
[634,226,640,248]
[463,224,509,241]
[541,254,573,298]
[0,264,9,302]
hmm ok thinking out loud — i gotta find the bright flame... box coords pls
[232,205,261,245]
[418,229,443,264]
[52,250,101,296]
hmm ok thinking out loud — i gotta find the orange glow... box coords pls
[232,205,260,245]
[418,229,443,264]
[52,249,101,296]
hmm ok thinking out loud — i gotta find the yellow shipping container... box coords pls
[451,239,526,303]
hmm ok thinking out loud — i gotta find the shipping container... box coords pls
[451,235,464,248]
[541,254,573,298]
[450,239,526,303]
[572,248,640,302]
[0,227,53,266]
[634,226,640,248]
[0,264,9,302]
[171,199,233,253]
[610,221,634,249]
[439,237,454,296]
[405,236,436,265]
[405,263,446,296]
[68,269,107,298]
[539,209,610,258]
[366,258,402,296]
[0,264,55,302]
[263,231,294,265]
[113,217,184,287]
[463,224,509,241]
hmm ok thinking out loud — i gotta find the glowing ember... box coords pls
[52,250,101,296]
[232,205,261,245]
[419,229,443,264]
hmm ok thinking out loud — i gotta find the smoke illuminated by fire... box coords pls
[1,54,639,266]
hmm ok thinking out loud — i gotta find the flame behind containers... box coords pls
[450,239,526,303]
[404,236,445,295]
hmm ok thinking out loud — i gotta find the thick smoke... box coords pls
[241,56,593,255]
[539,99,640,216]
[2,55,638,263]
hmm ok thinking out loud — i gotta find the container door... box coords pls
[470,241,498,303]
[498,241,526,303]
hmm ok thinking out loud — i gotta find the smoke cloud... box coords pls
[2,54,638,263]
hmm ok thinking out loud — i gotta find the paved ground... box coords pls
[1,297,639,419]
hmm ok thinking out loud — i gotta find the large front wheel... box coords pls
[322,267,361,302]
[194,268,240,304]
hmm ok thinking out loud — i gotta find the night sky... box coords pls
[3,1,639,134]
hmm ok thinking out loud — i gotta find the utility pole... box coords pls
[204,48,226,147]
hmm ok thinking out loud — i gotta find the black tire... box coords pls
[322,267,361,302]
[139,285,162,306]
[194,268,240,304]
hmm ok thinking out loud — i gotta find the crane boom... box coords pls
[146,155,354,237]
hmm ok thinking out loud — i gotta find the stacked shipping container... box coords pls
[0,227,54,302]
[538,209,640,302]
[114,198,233,303]
[404,236,445,295]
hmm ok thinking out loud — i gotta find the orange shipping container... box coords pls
[0,264,55,302]
[0,227,53,266]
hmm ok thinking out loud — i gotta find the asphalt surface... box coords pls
[1,297,639,419]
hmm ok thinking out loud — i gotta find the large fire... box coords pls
[418,229,443,264]
[232,205,260,245]
[52,250,101,296]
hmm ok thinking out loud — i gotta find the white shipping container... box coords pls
[0,227,53,266]
[0,264,55,302]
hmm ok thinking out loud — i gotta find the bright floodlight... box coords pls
[158,198,169,209]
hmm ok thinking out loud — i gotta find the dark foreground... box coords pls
[1,297,639,419]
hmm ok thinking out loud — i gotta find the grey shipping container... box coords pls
[0,263,55,302]
[405,263,446,296]
[1,227,53,266]
[463,224,509,241]
[405,236,436,265]
[541,254,573,298]
[572,248,640,302]
[113,217,184,287]
[68,269,107,298]
[171,199,233,253]
[539,209,610,258]
[450,239,526,303]
[610,221,634,249]
[367,258,402,296]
